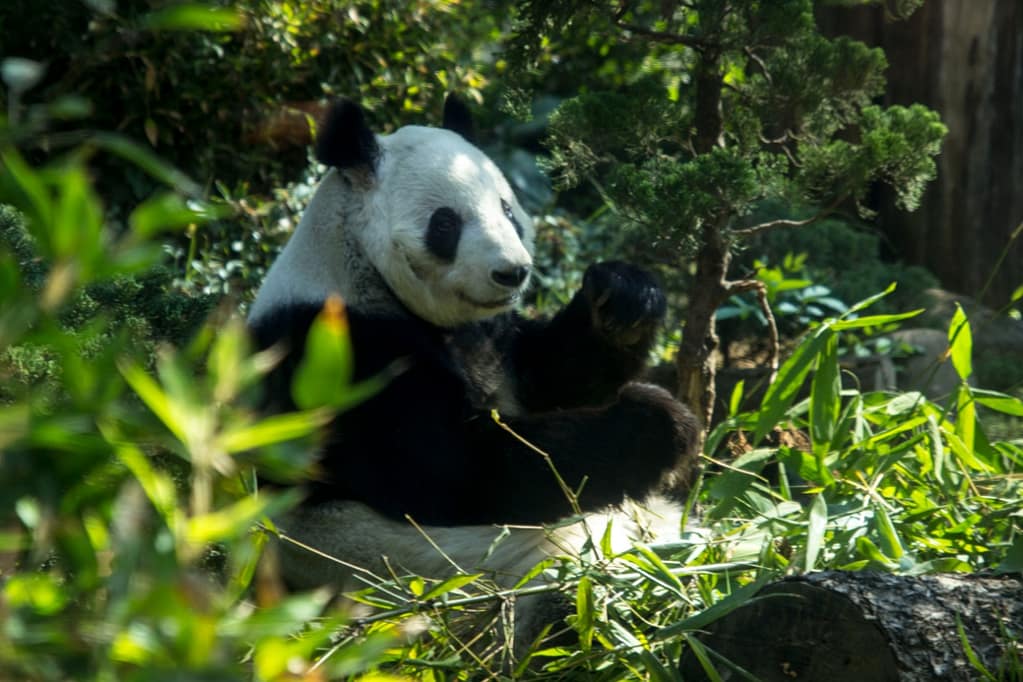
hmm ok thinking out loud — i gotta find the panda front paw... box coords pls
[612,382,700,486]
[581,261,667,347]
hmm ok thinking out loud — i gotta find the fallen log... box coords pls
[678,571,1023,681]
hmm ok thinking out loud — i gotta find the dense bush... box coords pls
[0,0,508,304]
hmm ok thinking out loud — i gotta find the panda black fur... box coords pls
[248,95,699,646]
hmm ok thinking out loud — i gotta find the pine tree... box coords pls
[511,0,946,435]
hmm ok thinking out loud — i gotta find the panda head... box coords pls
[316,95,535,328]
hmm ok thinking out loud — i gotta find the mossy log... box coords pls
[679,571,1023,681]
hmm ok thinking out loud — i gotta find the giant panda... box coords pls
[247,95,700,651]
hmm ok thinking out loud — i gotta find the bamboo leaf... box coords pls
[855,536,898,570]
[142,4,244,32]
[575,575,594,651]
[186,489,299,545]
[873,504,904,560]
[682,635,724,682]
[728,379,745,417]
[119,361,187,442]
[955,384,976,453]
[829,309,923,331]
[218,409,332,454]
[292,297,354,410]
[948,303,973,381]
[971,388,1023,416]
[809,330,840,452]
[421,573,483,602]
[753,333,824,443]
[130,192,227,238]
[805,493,827,571]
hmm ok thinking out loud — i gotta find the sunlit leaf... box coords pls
[421,573,483,601]
[142,4,245,32]
[575,575,594,651]
[873,504,904,560]
[809,330,840,452]
[829,309,923,331]
[971,388,1023,416]
[948,303,972,381]
[955,384,976,453]
[186,489,300,545]
[805,493,827,571]
[119,360,187,443]
[292,296,354,409]
[218,409,331,454]
[753,333,824,443]
[4,573,68,615]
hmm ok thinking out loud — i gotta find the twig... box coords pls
[732,193,849,237]
[404,514,468,575]
[976,220,1023,307]
[613,19,718,50]
[727,279,780,384]
[743,46,772,85]
[256,522,386,582]
[491,409,583,517]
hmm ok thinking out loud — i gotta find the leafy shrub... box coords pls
[739,213,939,314]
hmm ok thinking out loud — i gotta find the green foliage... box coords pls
[1,2,1017,680]
[739,213,940,313]
[0,0,508,305]
[0,11,391,676]
[0,0,502,193]
[513,0,947,258]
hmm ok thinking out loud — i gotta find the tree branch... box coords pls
[731,193,849,237]
[726,279,779,384]
[613,19,718,50]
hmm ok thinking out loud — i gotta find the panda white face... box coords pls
[358,125,535,327]
[247,97,534,329]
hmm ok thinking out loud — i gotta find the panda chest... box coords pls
[444,327,521,417]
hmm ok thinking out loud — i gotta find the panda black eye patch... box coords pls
[426,207,463,262]
[501,199,523,237]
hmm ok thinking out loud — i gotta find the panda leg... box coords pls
[275,500,605,659]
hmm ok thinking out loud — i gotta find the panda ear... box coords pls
[442,94,476,143]
[316,98,379,170]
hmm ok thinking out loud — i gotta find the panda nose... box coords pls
[491,265,529,288]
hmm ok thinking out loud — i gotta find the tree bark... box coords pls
[817,0,1023,306]
[675,50,727,435]
[679,571,1023,681]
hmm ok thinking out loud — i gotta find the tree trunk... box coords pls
[676,224,730,433]
[817,0,1023,307]
[675,50,727,435]
[678,571,1023,681]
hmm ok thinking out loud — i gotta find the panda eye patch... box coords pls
[501,199,523,237]
[426,206,463,262]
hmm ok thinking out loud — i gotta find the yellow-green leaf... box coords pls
[421,573,483,601]
[805,493,827,571]
[948,303,972,380]
[292,296,354,410]
[142,4,244,32]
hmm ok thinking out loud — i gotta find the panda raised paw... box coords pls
[581,261,667,347]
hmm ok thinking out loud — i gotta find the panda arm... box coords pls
[251,303,696,527]
[325,375,696,527]
[457,383,698,525]
[512,261,667,411]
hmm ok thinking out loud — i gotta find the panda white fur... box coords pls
[248,95,699,650]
